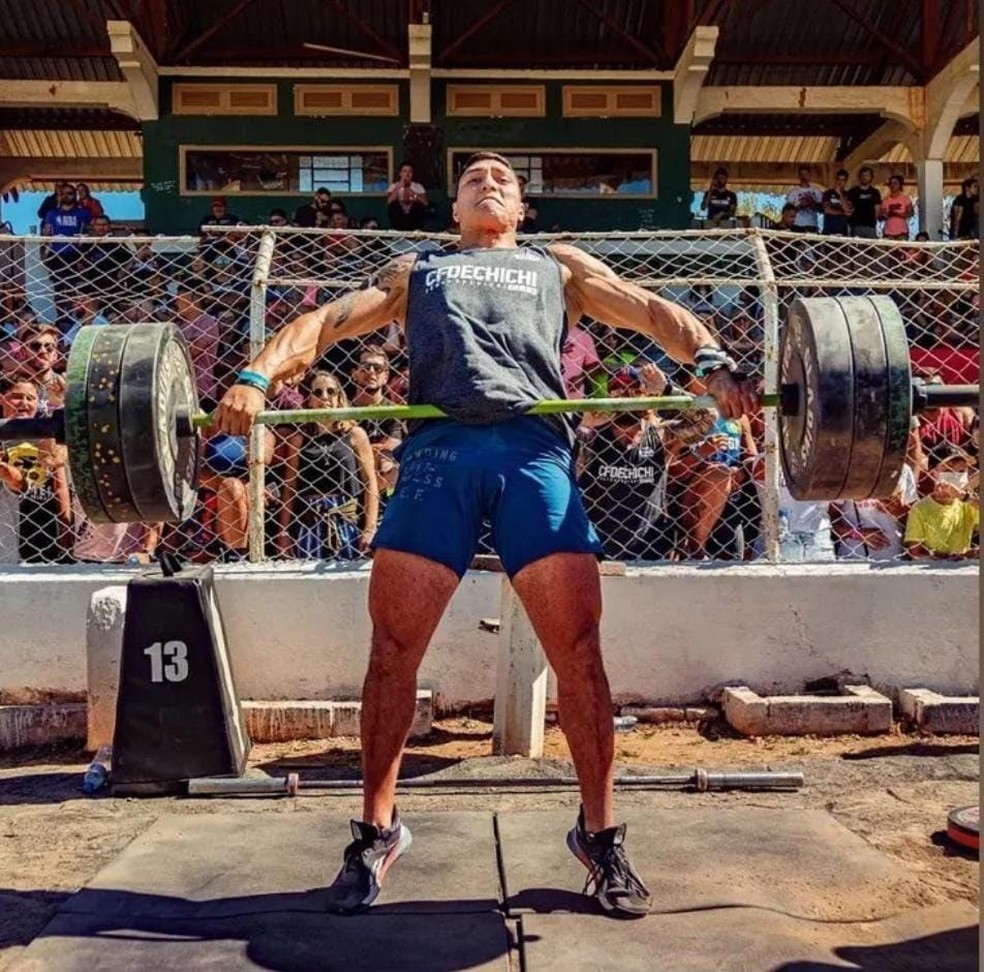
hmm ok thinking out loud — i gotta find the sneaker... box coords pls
[566,807,652,917]
[325,812,412,914]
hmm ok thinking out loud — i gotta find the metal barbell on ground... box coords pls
[0,295,977,525]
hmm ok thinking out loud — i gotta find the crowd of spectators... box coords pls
[0,174,977,567]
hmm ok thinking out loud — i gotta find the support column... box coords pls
[492,580,547,758]
[915,157,945,238]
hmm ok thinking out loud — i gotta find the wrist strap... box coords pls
[693,346,737,378]
[237,369,270,393]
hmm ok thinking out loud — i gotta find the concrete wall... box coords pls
[0,563,977,706]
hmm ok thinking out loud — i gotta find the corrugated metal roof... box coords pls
[882,135,980,164]
[0,129,142,160]
[0,108,140,132]
[692,135,841,164]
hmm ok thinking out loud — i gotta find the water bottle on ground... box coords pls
[82,745,112,795]
[614,716,638,732]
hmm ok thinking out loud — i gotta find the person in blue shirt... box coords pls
[41,185,91,316]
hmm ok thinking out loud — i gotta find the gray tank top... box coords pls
[404,245,570,435]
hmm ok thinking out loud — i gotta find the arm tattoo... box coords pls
[366,259,403,294]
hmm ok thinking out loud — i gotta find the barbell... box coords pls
[0,295,977,525]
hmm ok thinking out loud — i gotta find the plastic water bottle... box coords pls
[614,716,638,732]
[82,746,112,795]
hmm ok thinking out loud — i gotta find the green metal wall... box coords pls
[143,78,691,234]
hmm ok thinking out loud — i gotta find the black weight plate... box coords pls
[64,326,106,522]
[840,297,893,498]
[780,298,855,500]
[118,323,200,522]
[87,326,142,522]
[870,296,913,499]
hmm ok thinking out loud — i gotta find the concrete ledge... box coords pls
[899,688,980,735]
[242,691,433,742]
[723,685,893,736]
[0,703,85,750]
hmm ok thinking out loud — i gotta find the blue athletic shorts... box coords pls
[371,416,603,578]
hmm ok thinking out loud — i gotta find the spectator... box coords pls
[702,167,738,225]
[387,162,429,231]
[561,324,602,399]
[173,283,221,410]
[12,323,65,414]
[878,175,914,240]
[786,165,823,233]
[294,188,333,229]
[578,365,673,559]
[198,196,242,234]
[74,510,160,565]
[847,166,881,239]
[41,183,91,306]
[0,378,72,564]
[80,215,130,306]
[359,216,381,230]
[267,208,290,227]
[350,344,404,503]
[61,294,109,348]
[586,327,637,398]
[831,463,918,561]
[821,169,853,235]
[36,182,70,223]
[277,371,379,560]
[777,202,799,230]
[322,210,361,271]
[913,372,975,471]
[75,183,104,220]
[949,177,978,240]
[904,447,979,560]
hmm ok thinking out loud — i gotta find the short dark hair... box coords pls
[458,152,516,185]
[358,343,389,364]
[859,165,874,177]
[962,176,977,191]
[781,203,797,214]
[268,208,288,220]
[889,173,905,186]
[835,169,849,179]
[714,166,728,178]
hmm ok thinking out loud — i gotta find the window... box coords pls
[448,149,657,197]
[294,84,399,116]
[180,147,392,195]
[562,86,662,118]
[172,84,277,116]
[446,85,545,117]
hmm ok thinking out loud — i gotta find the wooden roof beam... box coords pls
[674,26,719,124]
[572,0,662,67]
[323,0,404,64]
[106,20,159,120]
[437,0,522,63]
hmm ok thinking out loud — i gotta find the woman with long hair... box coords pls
[277,370,379,560]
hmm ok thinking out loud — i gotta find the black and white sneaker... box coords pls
[325,812,412,914]
[566,806,652,918]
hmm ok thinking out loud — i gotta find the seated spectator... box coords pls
[277,371,379,560]
[41,183,91,310]
[904,447,979,560]
[75,183,104,220]
[387,162,429,231]
[949,177,978,240]
[74,511,160,565]
[0,378,72,564]
[913,373,975,483]
[517,176,539,233]
[173,282,221,410]
[786,165,823,233]
[198,196,242,234]
[11,323,65,414]
[847,166,881,239]
[669,372,758,559]
[586,326,637,398]
[350,345,403,504]
[831,463,917,561]
[79,215,130,308]
[561,323,602,399]
[821,169,852,236]
[267,208,290,227]
[60,294,109,347]
[878,175,914,241]
[322,210,361,273]
[294,188,333,229]
[701,167,738,226]
[747,454,835,562]
[775,203,799,231]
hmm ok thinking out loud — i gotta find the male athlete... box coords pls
[215,152,757,918]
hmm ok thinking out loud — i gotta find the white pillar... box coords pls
[915,158,945,239]
[492,580,548,758]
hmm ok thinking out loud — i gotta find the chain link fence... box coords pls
[0,226,977,568]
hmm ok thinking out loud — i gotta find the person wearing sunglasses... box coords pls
[350,345,404,503]
[277,370,379,561]
[13,324,65,415]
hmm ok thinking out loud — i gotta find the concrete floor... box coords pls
[8,806,979,971]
